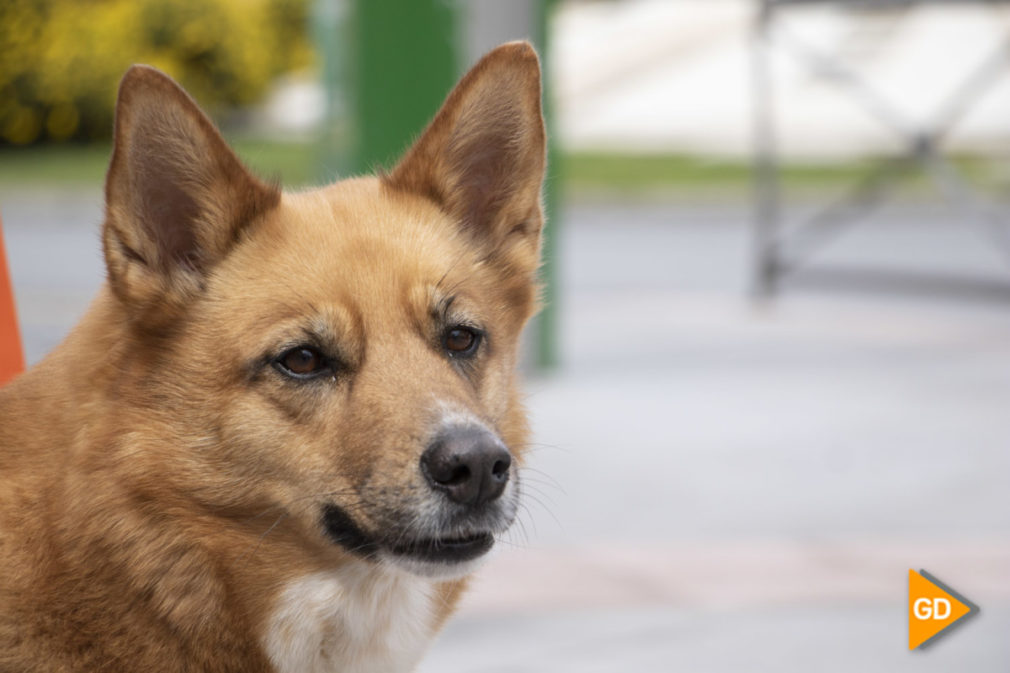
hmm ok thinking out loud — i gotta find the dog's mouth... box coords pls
[321,504,497,566]
[385,531,495,563]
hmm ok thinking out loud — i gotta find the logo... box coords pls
[908,569,980,650]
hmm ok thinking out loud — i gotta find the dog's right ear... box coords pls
[102,65,279,329]
[386,42,546,276]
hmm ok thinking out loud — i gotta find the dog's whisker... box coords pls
[491,535,526,551]
[503,514,530,549]
[516,470,565,497]
[235,511,289,570]
[516,495,556,541]
[517,481,562,511]
[520,441,570,456]
[517,489,560,527]
[434,248,472,294]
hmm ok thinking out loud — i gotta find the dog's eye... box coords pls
[443,326,481,357]
[276,346,328,379]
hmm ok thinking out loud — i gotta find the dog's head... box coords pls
[100,43,545,578]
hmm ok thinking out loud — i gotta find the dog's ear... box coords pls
[386,42,546,272]
[102,65,279,329]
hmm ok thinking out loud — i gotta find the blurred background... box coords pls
[2,0,1009,670]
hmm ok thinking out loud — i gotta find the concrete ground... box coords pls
[2,189,1009,671]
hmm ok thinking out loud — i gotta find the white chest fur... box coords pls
[264,564,436,673]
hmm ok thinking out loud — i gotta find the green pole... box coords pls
[313,0,458,178]
[350,0,458,173]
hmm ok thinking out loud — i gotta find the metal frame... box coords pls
[752,0,1010,296]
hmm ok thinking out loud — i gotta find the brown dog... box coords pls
[0,42,545,672]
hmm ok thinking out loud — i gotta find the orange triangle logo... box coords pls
[908,569,979,650]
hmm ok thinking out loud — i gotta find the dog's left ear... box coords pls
[103,65,280,330]
[387,41,546,271]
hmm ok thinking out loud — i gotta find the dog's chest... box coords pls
[263,567,435,673]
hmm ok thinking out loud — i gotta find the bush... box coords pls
[0,0,313,144]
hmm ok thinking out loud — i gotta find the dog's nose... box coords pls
[421,427,511,506]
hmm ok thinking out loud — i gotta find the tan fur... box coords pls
[0,42,544,672]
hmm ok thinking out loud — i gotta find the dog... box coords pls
[0,41,545,672]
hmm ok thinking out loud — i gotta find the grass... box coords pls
[1,141,1007,201]
[556,152,1010,196]
[0,139,321,189]
[0,143,115,186]
[559,152,876,188]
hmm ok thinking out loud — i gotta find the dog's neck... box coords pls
[264,563,438,673]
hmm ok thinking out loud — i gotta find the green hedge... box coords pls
[0,0,312,145]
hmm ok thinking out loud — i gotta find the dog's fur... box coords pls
[0,42,545,672]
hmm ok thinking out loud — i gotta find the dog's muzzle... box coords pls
[320,425,517,573]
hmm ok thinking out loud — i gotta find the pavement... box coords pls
[2,188,1009,671]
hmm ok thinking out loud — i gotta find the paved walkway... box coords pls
[3,191,1009,671]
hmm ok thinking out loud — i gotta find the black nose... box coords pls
[421,427,511,506]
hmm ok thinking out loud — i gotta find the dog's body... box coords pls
[0,42,545,672]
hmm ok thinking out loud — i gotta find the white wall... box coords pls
[554,0,1010,159]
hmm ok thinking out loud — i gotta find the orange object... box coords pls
[0,214,25,386]
[909,569,979,650]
